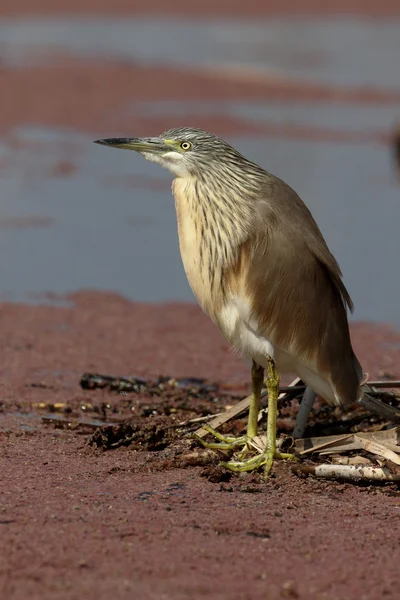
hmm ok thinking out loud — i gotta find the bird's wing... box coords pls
[235,176,361,404]
[259,176,353,311]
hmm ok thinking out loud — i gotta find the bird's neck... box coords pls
[172,175,255,315]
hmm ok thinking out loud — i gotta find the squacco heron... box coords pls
[95,127,365,476]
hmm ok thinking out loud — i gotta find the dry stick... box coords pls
[194,378,400,440]
[332,456,372,466]
[194,394,263,439]
[177,413,222,427]
[359,393,400,423]
[295,428,399,455]
[255,432,357,456]
[292,463,400,482]
[353,434,400,465]
[319,444,400,456]
[299,434,354,456]
[371,442,400,454]
[366,380,400,388]
[194,377,302,439]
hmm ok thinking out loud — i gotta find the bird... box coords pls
[94,127,366,476]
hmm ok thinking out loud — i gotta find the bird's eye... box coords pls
[180,141,192,150]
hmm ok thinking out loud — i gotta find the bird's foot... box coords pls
[194,425,248,455]
[194,425,296,476]
[221,447,297,477]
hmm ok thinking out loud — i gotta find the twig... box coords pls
[332,456,372,466]
[366,380,400,388]
[295,428,399,455]
[110,435,138,449]
[359,393,400,423]
[193,375,400,440]
[299,434,354,456]
[195,377,303,439]
[195,394,261,439]
[292,463,400,481]
[354,434,400,465]
[177,413,222,427]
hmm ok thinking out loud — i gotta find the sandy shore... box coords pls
[0,292,399,600]
[2,0,400,17]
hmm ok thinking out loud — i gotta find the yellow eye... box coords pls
[180,141,192,150]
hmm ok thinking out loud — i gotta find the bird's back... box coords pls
[241,175,364,406]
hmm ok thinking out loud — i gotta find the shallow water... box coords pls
[1,16,400,88]
[0,16,399,324]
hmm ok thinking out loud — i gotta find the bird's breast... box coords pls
[173,179,215,316]
[172,177,254,323]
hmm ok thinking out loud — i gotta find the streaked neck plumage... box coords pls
[172,168,261,317]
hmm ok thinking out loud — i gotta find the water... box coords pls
[1,17,400,88]
[0,16,399,323]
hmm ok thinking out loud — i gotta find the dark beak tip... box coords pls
[93,138,131,147]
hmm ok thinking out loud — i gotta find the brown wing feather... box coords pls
[242,175,361,405]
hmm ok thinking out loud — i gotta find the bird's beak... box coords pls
[94,137,168,154]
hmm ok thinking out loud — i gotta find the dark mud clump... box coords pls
[88,415,182,451]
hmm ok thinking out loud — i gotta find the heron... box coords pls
[94,127,365,476]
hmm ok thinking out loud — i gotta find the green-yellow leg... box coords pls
[222,357,296,476]
[195,357,296,477]
[193,361,264,453]
[246,361,264,438]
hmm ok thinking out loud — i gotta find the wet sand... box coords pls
[2,0,400,17]
[1,293,400,600]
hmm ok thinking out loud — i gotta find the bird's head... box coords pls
[94,127,244,179]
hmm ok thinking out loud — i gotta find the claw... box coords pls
[192,427,247,451]
[197,425,245,445]
[193,357,296,478]
[194,428,296,476]
[222,449,297,475]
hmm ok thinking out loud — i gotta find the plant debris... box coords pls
[22,371,400,485]
[80,372,222,399]
[88,417,181,451]
[292,463,400,482]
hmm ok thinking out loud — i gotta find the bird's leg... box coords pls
[193,361,264,452]
[246,361,264,438]
[220,357,297,476]
[194,358,296,475]
[263,356,281,475]
[233,360,264,459]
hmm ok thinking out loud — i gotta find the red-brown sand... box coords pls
[1,0,400,18]
[1,292,400,600]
